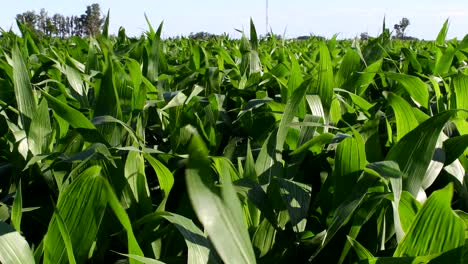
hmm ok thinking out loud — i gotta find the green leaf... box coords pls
[347,236,374,261]
[277,81,308,160]
[44,166,107,264]
[102,10,110,38]
[277,178,312,233]
[11,179,22,232]
[92,115,141,144]
[28,98,52,156]
[316,42,334,108]
[335,48,361,89]
[41,91,95,130]
[394,183,465,257]
[124,151,152,213]
[356,59,382,96]
[385,92,419,142]
[452,73,468,112]
[53,208,77,264]
[398,191,421,233]
[252,217,277,258]
[386,111,457,196]
[443,135,468,165]
[234,178,278,228]
[434,45,455,75]
[64,65,85,98]
[104,176,144,262]
[333,134,367,206]
[436,19,449,46]
[114,252,165,264]
[290,133,334,156]
[287,51,304,98]
[365,160,402,179]
[338,194,385,263]
[162,212,219,264]
[349,93,375,112]
[385,73,429,109]
[0,221,35,264]
[143,153,174,211]
[255,131,282,185]
[186,134,256,264]
[9,44,37,131]
[311,173,379,261]
[401,48,422,73]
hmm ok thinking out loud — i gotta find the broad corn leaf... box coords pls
[9,44,37,131]
[386,92,418,142]
[386,111,457,196]
[124,151,152,213]
[186,134,256,264]
[0,221,35,264]
[394,183,465,257]
[28,98,52,156]
[104,178,144,262]
[163,213,219,264]
[316,42,334,108]
[385,73,429,109]
[277,178,312,233]
[252,217,277,258]
[41,91,95,130]
[356,59,382,96]
[333,134,367,206]
[144,153,174,211]
[44,166,107,264]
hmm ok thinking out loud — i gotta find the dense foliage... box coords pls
[0,18,467,263]
[15,4,104,38]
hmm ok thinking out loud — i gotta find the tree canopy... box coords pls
[15,3,104,38]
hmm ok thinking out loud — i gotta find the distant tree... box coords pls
[189,31,217,40]
[16,11,37,31]
[360,32,369,41]
[72,15,86,37]
[15,3,103,37]
[45,17,57,36]
[84,3,103,36]
[394,17,410,39]
[264,32,282,40]
[296,35,311,40]
[52,14,66,38]
[65,16,71,36]
[37,9,48,36]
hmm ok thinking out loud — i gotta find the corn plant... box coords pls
[0,17,467,264]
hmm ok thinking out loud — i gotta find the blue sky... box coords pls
[1,0,468,39]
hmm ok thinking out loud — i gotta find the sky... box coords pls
[1,0,468,40]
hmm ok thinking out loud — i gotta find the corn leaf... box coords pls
[186,134,256,264]
[386,92,418,142]
[385,73,429,109]
[10,44,37,131]
[394,183,465,257]
[386,110,457,196]
[252,217,277,258]
[163,212,219,264]
[333,134,367,206]
[144,153,174,211]
[443,135,468,165]
[11,178,22,232]
[316,42,334,108]
[44,165,107,264]
[277,178,312,233]
[0,221,35,264]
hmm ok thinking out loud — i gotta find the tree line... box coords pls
[15,3,104,38]
[360,17,417,41]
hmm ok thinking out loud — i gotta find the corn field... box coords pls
[0,17,467,263]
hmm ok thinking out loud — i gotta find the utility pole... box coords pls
[266,0,269,35]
